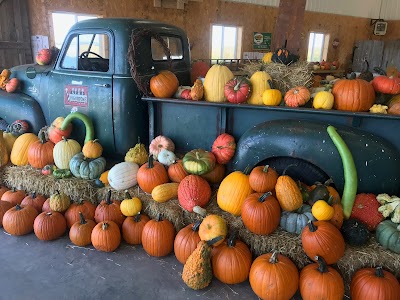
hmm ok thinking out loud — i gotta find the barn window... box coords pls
[211,25,242,62]
[307,32,330,62]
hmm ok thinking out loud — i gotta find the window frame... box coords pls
[210,24,243,61]
[150,35,184,61]
[307,31,330,62]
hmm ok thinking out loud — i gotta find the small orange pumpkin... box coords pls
[150,70,179,98]
[284,86,311,107]
[82,139,103,159]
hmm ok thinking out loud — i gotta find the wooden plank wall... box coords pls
[352,40,384,72]
[26,0,400,70]
[0,0,32,69]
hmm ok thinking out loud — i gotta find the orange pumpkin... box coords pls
[332,77,375,111]
[167,159,188,183]
[174,221,201,264]
[1,188,26,206]
[150,70,179,98]
[69,212,96,247]
[91,221,121,252]
[248,165,278,193]
[5,78,19,93]
[3,204,38,235]
[198,214,227,246]
[82,139,103,159]
[20,192,46,213]
[200,163,225,184]
[137,155,169,194]
[141,214,175,257]
[94,190,125,227]
[0,200,13,227]
[121,212,150,245]
[284,86,311,107]
[64,199,96,228]
[211,133,236,164]
[27,131,55,169]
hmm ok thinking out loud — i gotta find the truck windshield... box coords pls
[151,36,183,60]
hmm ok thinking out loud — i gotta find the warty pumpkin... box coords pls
[217,168,253,216]
[120,191,142,216]
[174,221,201,264]
[211,232,252,284]
[137,155,169,194]
[91,221,121,252]
[211,133,236,165]
[69,212,96,246]
[247,65,272,105]
[190,78,204,100]
[34,211,67,241]
[52,137,81,169]
[64,199,96,228]
[10,133,39,166]
[150,70,179,98]
[107,161,139,191]
[94,190,125,227]
[249,251,299,300]
[178,175,211,212]
[241,192,281,235]
[299,256,345,300]
[203,64,234,102]
[124,138,148,166]
[49,190,71,213]
[152,182,179,203]
[2,204,38,235]
[141,213,175,257]
[121,212,150,245]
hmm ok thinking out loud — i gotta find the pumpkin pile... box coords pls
[0,69,19,93]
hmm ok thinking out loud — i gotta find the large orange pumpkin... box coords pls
[94,190,125,227]
[27,131,55,169]
[332,77,375,111]
[150,70,179,98]
[3,204,38,235]
[137,155,169,194]
[174,221,201,264]
[64,199,96,228]
[0,200,13,227]
[21,192,46,213]
[141,214,175,257]
[121,212,150,245]
[91,221,121,252]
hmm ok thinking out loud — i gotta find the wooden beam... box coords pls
[177,0,184,9]
[0,41,31,50]
[154,0,161,8]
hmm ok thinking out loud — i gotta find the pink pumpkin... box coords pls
[5,78,19,93]
[36,49,52,65]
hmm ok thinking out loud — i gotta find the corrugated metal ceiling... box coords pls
[225,0,400,20]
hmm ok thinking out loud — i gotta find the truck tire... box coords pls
[228,119,400,195]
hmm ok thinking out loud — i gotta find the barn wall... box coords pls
[27,0,400,68]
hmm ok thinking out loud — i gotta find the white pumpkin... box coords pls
[53,138,81,169]
[157,149,176,166]
[108,161,139,191]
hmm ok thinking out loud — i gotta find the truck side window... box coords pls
[151,36,183,60]
[60,33,110,72]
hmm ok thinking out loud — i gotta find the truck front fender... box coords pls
[228,119,400,196]
[0,90,46,134]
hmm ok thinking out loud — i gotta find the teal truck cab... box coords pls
[0,18,191,158]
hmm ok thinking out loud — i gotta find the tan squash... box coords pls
[2,131,17,155]
[275,171,303,212]
[204,64,234,102]
[152,183,179,203]
[10,133,39,166]
[0,131,8,167]
[248,66,272,105]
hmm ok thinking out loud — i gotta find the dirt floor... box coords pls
[0,230,261,300]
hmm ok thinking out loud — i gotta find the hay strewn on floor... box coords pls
[1,164,399,289]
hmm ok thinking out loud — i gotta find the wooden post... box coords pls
[271,0,306,55]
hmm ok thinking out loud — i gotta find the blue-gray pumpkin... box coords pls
[69,152,106,180]
[280,204,315,235]
[376,220,400,254]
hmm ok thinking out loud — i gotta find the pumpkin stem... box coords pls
[62,136,67,142]
[148,155,154,169]
[79,212,87,225]
[106,190,112,205]
[134,212,142,222]
[243,165,251,175]
[206,235,223,246]
[258,191,272,202]
[192,220,201,232]
[308,220,318,232]
[56,190,60,195]
[102,222,109,230]
[262,165,270,173]
[46,212,52,216]
[267,79,274,89]
[282,164,298,176]
[38,130,47,144]
[156,213,163,222]
[349,72,357,80]
[11,187,16,192]
[15,204,22,211]
[124,190,132,199]
[269,251,279,264]
[233,78,242,91]
[375,266,384,277]
[227,231,237,247]
[323,178,334,187]
[77,199,84,205]
[315,256,329,273]
[326,195,334,205]
[193,205,207,216]
[31,191,37,199]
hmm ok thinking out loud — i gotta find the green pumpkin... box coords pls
[182,148,216,175]
[53,168,72,179]
[69,152,106,180]
[280,204,315,234]
[376,220,400,254]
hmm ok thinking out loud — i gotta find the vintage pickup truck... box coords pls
[1,18,399,195]
[0,18,191,158]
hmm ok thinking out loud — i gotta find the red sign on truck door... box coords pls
[64,85,89,107]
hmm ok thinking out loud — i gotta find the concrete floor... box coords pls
[0,230,259,300]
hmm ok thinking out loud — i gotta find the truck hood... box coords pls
[10,63,53,97]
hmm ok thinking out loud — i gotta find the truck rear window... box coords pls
[151,36,183,60]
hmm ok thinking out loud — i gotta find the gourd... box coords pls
[241,192,281,235]
[91,221,121,252]
[301,221,345,264]
[141,214,175,257]
[33,211,67,241]
[248,165,278,193]
[120,191,142,217]
[94,190,125,227]
[174,221,201,264]
[150,70,179,98]
[217,168,253,216]
[190,79,204,100]
[313,90,334,109]
[49,190,71,213]
[108,161,139,191]
[262,52,273,63]
[0,130,9,167]
[5,78,19,93]
[178,175,211,212]
[53,137,81,169]
[247,65,272,105]
[137,155,169,194]
[64,199,96,228]
[198,214,227,246]
[2,204,38,235]
[300,256,344,300]
[149,135,175,160]
[21,192,46,213]
[157,149,176,166]
[211,232,252,284]
[152,182,179,203]
[69,212,96,246]
[182,148,216,175]
[375,220,400,254]
[69,152,106,180]
[284,86,311,107]
[262,80,282,106]
[211,133,236,165]
[275,167,303,211]
[223,77,251,104]
[350,266,400,300]
[249,251,299,300]
[280,204,316,234]
[82,139,103,159]
[312,200,334,221]
[121,212,150,245]
[48,116,72,144]
[332,76,375,111]
[10,133,39,166]
[60,112,95,144]
[203,64,234,102]
[27,130,55,169]
[124,138,148,166]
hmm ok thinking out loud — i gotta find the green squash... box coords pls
[182,148,216,175]
[69,152,106,180]
[280,204,315,234]
[53,168,72,179]
[376,220,400,254]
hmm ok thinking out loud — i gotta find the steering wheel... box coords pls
[79,51,104,60]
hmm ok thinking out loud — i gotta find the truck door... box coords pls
[48,30,115,153]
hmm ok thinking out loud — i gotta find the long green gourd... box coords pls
[61,112,94,144]
[327,125,358,219]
